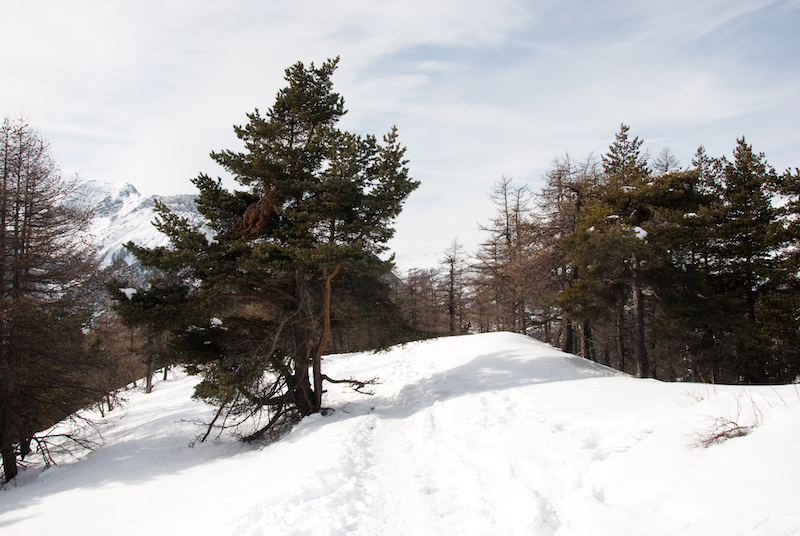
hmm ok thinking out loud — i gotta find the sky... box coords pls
[2,0,799,270]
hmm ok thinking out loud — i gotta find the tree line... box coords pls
[398,124,800,384]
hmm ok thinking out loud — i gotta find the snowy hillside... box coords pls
[1,332,799,535]
[77,180,205,268]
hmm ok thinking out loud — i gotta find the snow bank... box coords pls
[1,332,798,535]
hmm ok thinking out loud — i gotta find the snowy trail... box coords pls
[231,334,582,535]
[2,332,800,535]
[357,392,562,535]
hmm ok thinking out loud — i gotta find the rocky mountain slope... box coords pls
[77,181,205,271]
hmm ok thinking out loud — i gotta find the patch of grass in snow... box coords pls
[690,391,764,448]
[692,416,754,448]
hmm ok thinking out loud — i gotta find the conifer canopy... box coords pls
[113,58,419,440]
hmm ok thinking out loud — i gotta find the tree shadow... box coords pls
[0,385,256,523]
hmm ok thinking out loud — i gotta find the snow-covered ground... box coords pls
[1,332,799,535]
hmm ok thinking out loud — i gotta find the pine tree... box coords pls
[699,139,788,381]
[114,59,418,441]
[536,153,601,353]
[107,277,196,393]
[632,166,716,379]
[762,166,800,380]
[561,125,653,376]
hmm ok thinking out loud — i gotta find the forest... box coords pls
[399,125,800,385]
[2,57,799,484]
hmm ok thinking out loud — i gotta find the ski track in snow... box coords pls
[2,332,800,536]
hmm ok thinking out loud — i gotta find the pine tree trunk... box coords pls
[544,307,551,344]
[289,263,315,416]
[312,265,341,411]
[632,255,649,378]
[1,442,15,483]
[581,319,593,361]
[144,355,154,394]
[0,406,16,482]
[616,296,626,373]
[561,314,573,354]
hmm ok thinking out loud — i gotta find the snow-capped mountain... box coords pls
[77,181,206,270]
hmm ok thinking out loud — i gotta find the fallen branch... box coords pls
[200,402,228,443]
[692,417,752,448]
[691,392,761,448]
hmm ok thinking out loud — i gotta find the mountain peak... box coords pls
[114,182,140,199]
[80,181,204,269]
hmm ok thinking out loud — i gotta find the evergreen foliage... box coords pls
[408,125,799,384]
[112,58,419,440]
[558,131,799,381]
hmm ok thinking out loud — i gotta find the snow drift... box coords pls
[1,332,798,535]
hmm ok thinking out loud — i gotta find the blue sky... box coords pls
[2,0,799,269]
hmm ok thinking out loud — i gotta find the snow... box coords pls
[2,332,799,535]
[119,288,137,299]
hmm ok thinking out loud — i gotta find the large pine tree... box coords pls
[697,139,789,381]
[560,125,654,376]
[113,58,418,440]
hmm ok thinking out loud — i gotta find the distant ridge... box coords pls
[76,181,206,269]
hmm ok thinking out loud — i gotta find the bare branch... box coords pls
[320,374,380,395]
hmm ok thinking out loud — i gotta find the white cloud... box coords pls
[1,0,798,268]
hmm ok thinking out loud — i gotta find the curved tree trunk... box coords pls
[312,265,341,411]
